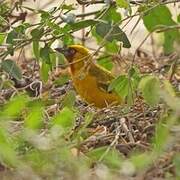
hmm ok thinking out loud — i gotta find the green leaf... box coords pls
[109,75,129,99]
[143,5,175,31]
[164,30,179,54]
[33,41,40,60]
[61,90,76,108]
[87,147,122,169]
[74,112,95,141]
[105,40,119,53]
[128,67,136,77]
[91,27,102,43]
[40,11,51,23]
[47,21,62,35]
[139,75,160,106]
[40,61,50,82]
[52,107,75,129]
[1,79,14,89]
[6,45,14,56]
[153,120,169,153]
[173,154,180,177]
[108,68,140,104]
[2,95,28,118]
[14,24,27,34]
[39,45,55,82]
[87,146,107,160]
[95,22,131,48]
[1,59,22,80]
[24,103,43,130]
[74,112,94,140]
[178,14,180,23]
[40,45,51,64]
[83,112,94,128]
[116,0,129,8]
[68,19,100,31]
[103,149,122,169]
[128,67,141,88]
[54,74,70,86]
[6,24,27,45]
[127,82,133,106]
[0,128,18,167]
[61,4,75,10]
[0,33,6,45]
[131,152,154,170]
[6,30,17,44]
[97,56,113,71]
[143,5,179,54]
[31,28,44,40]
[62,33,74,45]
[50,51,56,67]
[163,80,176,97]
[101,6,121,23]
[23,150,50,169]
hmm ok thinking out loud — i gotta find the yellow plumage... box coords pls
[56,45,122,108]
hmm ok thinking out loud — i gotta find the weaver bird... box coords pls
[55,45,122,108]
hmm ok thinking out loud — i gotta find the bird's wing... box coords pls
[88,63,115,93]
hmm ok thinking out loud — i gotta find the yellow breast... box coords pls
[62,44,121,108]
[72,72,120,108]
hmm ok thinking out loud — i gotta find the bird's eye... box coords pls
[69,48,76,56]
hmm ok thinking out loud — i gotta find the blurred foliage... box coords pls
[143,5,179,54]
[0,81,179,178]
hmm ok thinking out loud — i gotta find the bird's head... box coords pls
[55,45,91,64]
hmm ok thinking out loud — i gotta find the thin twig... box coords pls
[156,24,180,33]
[81,4,85,46]
[132,32,153,65]
[120,118,135,143]
[98,125,121,162]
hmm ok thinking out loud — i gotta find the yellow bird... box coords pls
[55,45,122,108]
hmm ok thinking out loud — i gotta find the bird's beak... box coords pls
[55,46,76,62]
[54,47,70,58]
